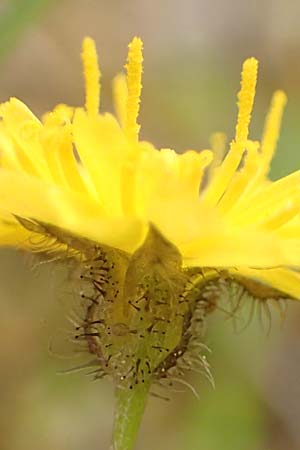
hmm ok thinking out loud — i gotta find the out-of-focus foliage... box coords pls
[0,0,58,59]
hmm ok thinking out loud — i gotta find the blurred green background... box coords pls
[1,1,300,449]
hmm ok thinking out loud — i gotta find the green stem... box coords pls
[112,382,150,450]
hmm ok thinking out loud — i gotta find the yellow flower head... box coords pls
[0,36,300,301]
[2,36,300,450]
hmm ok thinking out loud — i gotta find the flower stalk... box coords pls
[112,382,150,450]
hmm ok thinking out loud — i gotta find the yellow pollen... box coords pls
[81,37,101,116]
[124,36,143,141]
[235,57,258,143]
[261,90,287,170]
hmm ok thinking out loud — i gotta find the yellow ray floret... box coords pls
[0,37,300,302]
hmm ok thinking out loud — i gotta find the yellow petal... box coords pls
[181,226,300,268]
[230,267,300,299]
[73,109,128,213]
[1,98,50,179]
[0,215,30,247]
[0,169,146,252]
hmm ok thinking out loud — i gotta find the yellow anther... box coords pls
[235,57,258,143]
[81,37,101,116]
[124,37,143,141]
[261,90,287,168]
[113,73,128,128]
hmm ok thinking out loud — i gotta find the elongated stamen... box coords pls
[235,57,258,143]
[261,90,287,170]
[82,37,101,115]
[203,58,258,205]
[113,73,128,128]
[217,141,260,214]
[124,36,143,141]
[207,132,227,180]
